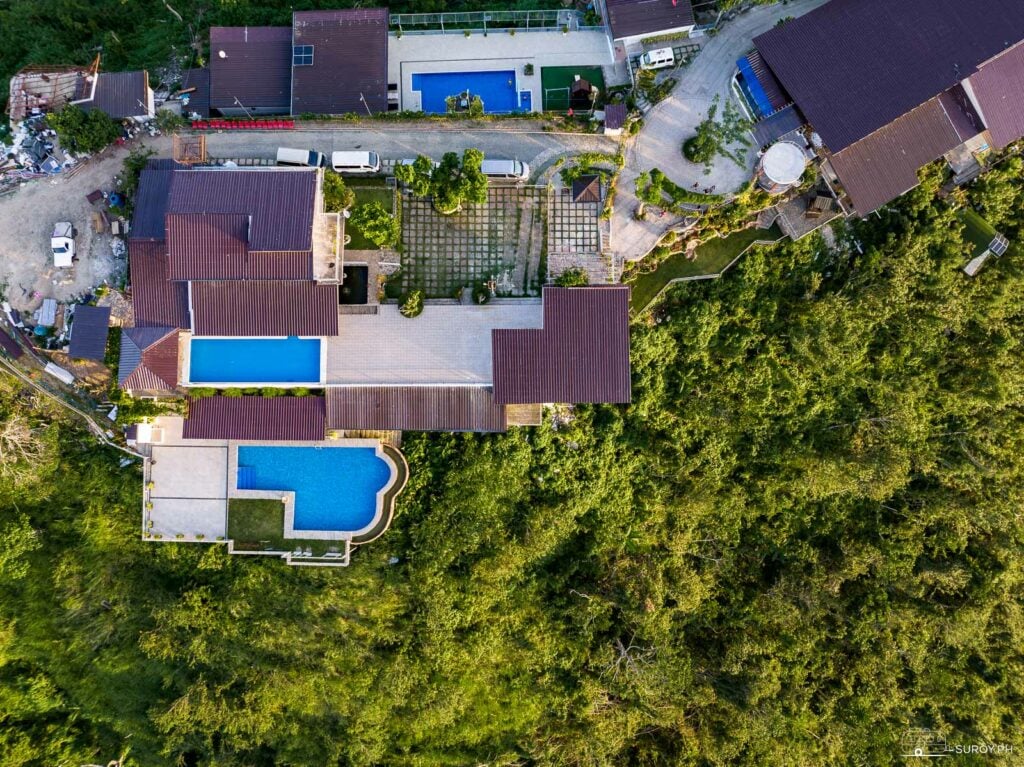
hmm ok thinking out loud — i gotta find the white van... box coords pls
[639,47,675,71]
[276,147,327,167]
[331,151,381,174]
[480,159,530,181]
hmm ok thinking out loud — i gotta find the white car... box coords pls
[51,222,75,267]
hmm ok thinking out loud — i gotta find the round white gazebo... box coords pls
[757,141,808,194]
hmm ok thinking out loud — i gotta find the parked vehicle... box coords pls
[50,222,75,267]
[480,159,530,181]
[331,151,381,174]
[639,47,676,70]
[276,147,327,167]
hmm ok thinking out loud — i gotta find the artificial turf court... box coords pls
[540,66,606,111]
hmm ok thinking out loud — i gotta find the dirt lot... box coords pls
[0,136,171,312]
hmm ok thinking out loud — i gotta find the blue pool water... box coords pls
[237,446,391,532]
[189,337,321,384]
[412,70,520,114]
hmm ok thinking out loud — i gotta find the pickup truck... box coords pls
[51,222,75,267]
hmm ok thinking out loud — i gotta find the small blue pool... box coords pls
[189,337,321,384]
[412,70,521,114]
[238,446,392,532]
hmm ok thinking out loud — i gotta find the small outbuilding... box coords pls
[68,305,111,361]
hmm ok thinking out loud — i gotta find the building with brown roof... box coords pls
[206,9,389,117]
[118,327,180,397]
[746,0,1024,215]
[605,0,695,48]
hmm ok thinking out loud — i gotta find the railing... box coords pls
[390,8,592,34]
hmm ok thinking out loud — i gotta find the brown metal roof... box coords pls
[166,213,248,280]
[492,287,631,405]
[183,395,326,440]
[326,386,507,432]
[191,281,339,337]
[79,70,149,119]
[754,0,1024,153]
[119,327,179,392]
[128,239,190,328]
[131,165,179,239]
[0,330,23,359]
[179,67,210,118]
[605,0,694,40]
[967,42,1024,149]
[291,8,389,115]
[828,97,965,216]
[167,168,316,253]
[571,175,602,203]
[604,103,627,130]
[208,26,292,112]
[936,86,985,143]
[68,305,110,361]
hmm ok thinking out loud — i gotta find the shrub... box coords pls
[291,387,311,397]
[400,290,424,318]
[554,268,589,287]
[154,109,186,132]
[473,281,491,304]
[323,171,355,212]
[47,105,121,154]
[350,202,400,248]
[260,388,284,398]
[222,388,244,398]
[524,63,534,76]
[188,387,217,399]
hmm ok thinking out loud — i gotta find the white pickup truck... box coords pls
[50,222,75,267]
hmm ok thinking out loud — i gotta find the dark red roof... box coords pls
[183,395,326,440]
[166,212,249,280]
[754,0,1024,153]
[128,240,190,328]
[119,327,179,392]
[167,169,316,252]
[606,0,694,40]
[828,97,967,215]
[326,386,506,432]
[208,26,292,112]
[191,281,339,336]
[967,42,1024,149]
[68,305,111,361]
[571,175,601,203]
[492,287,631,405]
[291,9,389,115]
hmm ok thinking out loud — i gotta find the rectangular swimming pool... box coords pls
[189,337,322,384]
[412,70,520,114]
[237,446,393,532]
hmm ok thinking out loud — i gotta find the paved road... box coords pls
[612,0,830,261]
[203,126,617,174]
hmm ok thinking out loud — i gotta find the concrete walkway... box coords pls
[612,0,830,262]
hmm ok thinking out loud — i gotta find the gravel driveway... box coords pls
[612,0,830,262]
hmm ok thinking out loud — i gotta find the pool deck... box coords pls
[327,300,543,385]
[389,29,623,113]
[140,416,408,562]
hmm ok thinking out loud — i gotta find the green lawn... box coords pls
[957,208,999,258]
[630,224,784,312]
[227,499,333,556]
[540,66,606,111]
[348,184,395,250]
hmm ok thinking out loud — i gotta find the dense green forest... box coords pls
[0,0,561,109]
[1,160,1022,765]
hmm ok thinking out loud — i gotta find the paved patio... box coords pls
[148,441,229,540]
[399,186,545,297]
[326,301,542,385]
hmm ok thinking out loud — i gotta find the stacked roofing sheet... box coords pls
[967,42,1024,149]
[291,9,389,115]
[326,386,507,432]
[605,0,694,40]
[191,281,339,337]
[492,287,631,405]
[68,305,111,361]
[118,327,180,392]
[208,27,292,113]
[753,0,1024,153]
[128,240,190,328]
[183,396,326,440]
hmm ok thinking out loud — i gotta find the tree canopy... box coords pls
[0,162,1022,765]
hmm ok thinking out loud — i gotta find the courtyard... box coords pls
[398,186,545,297]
